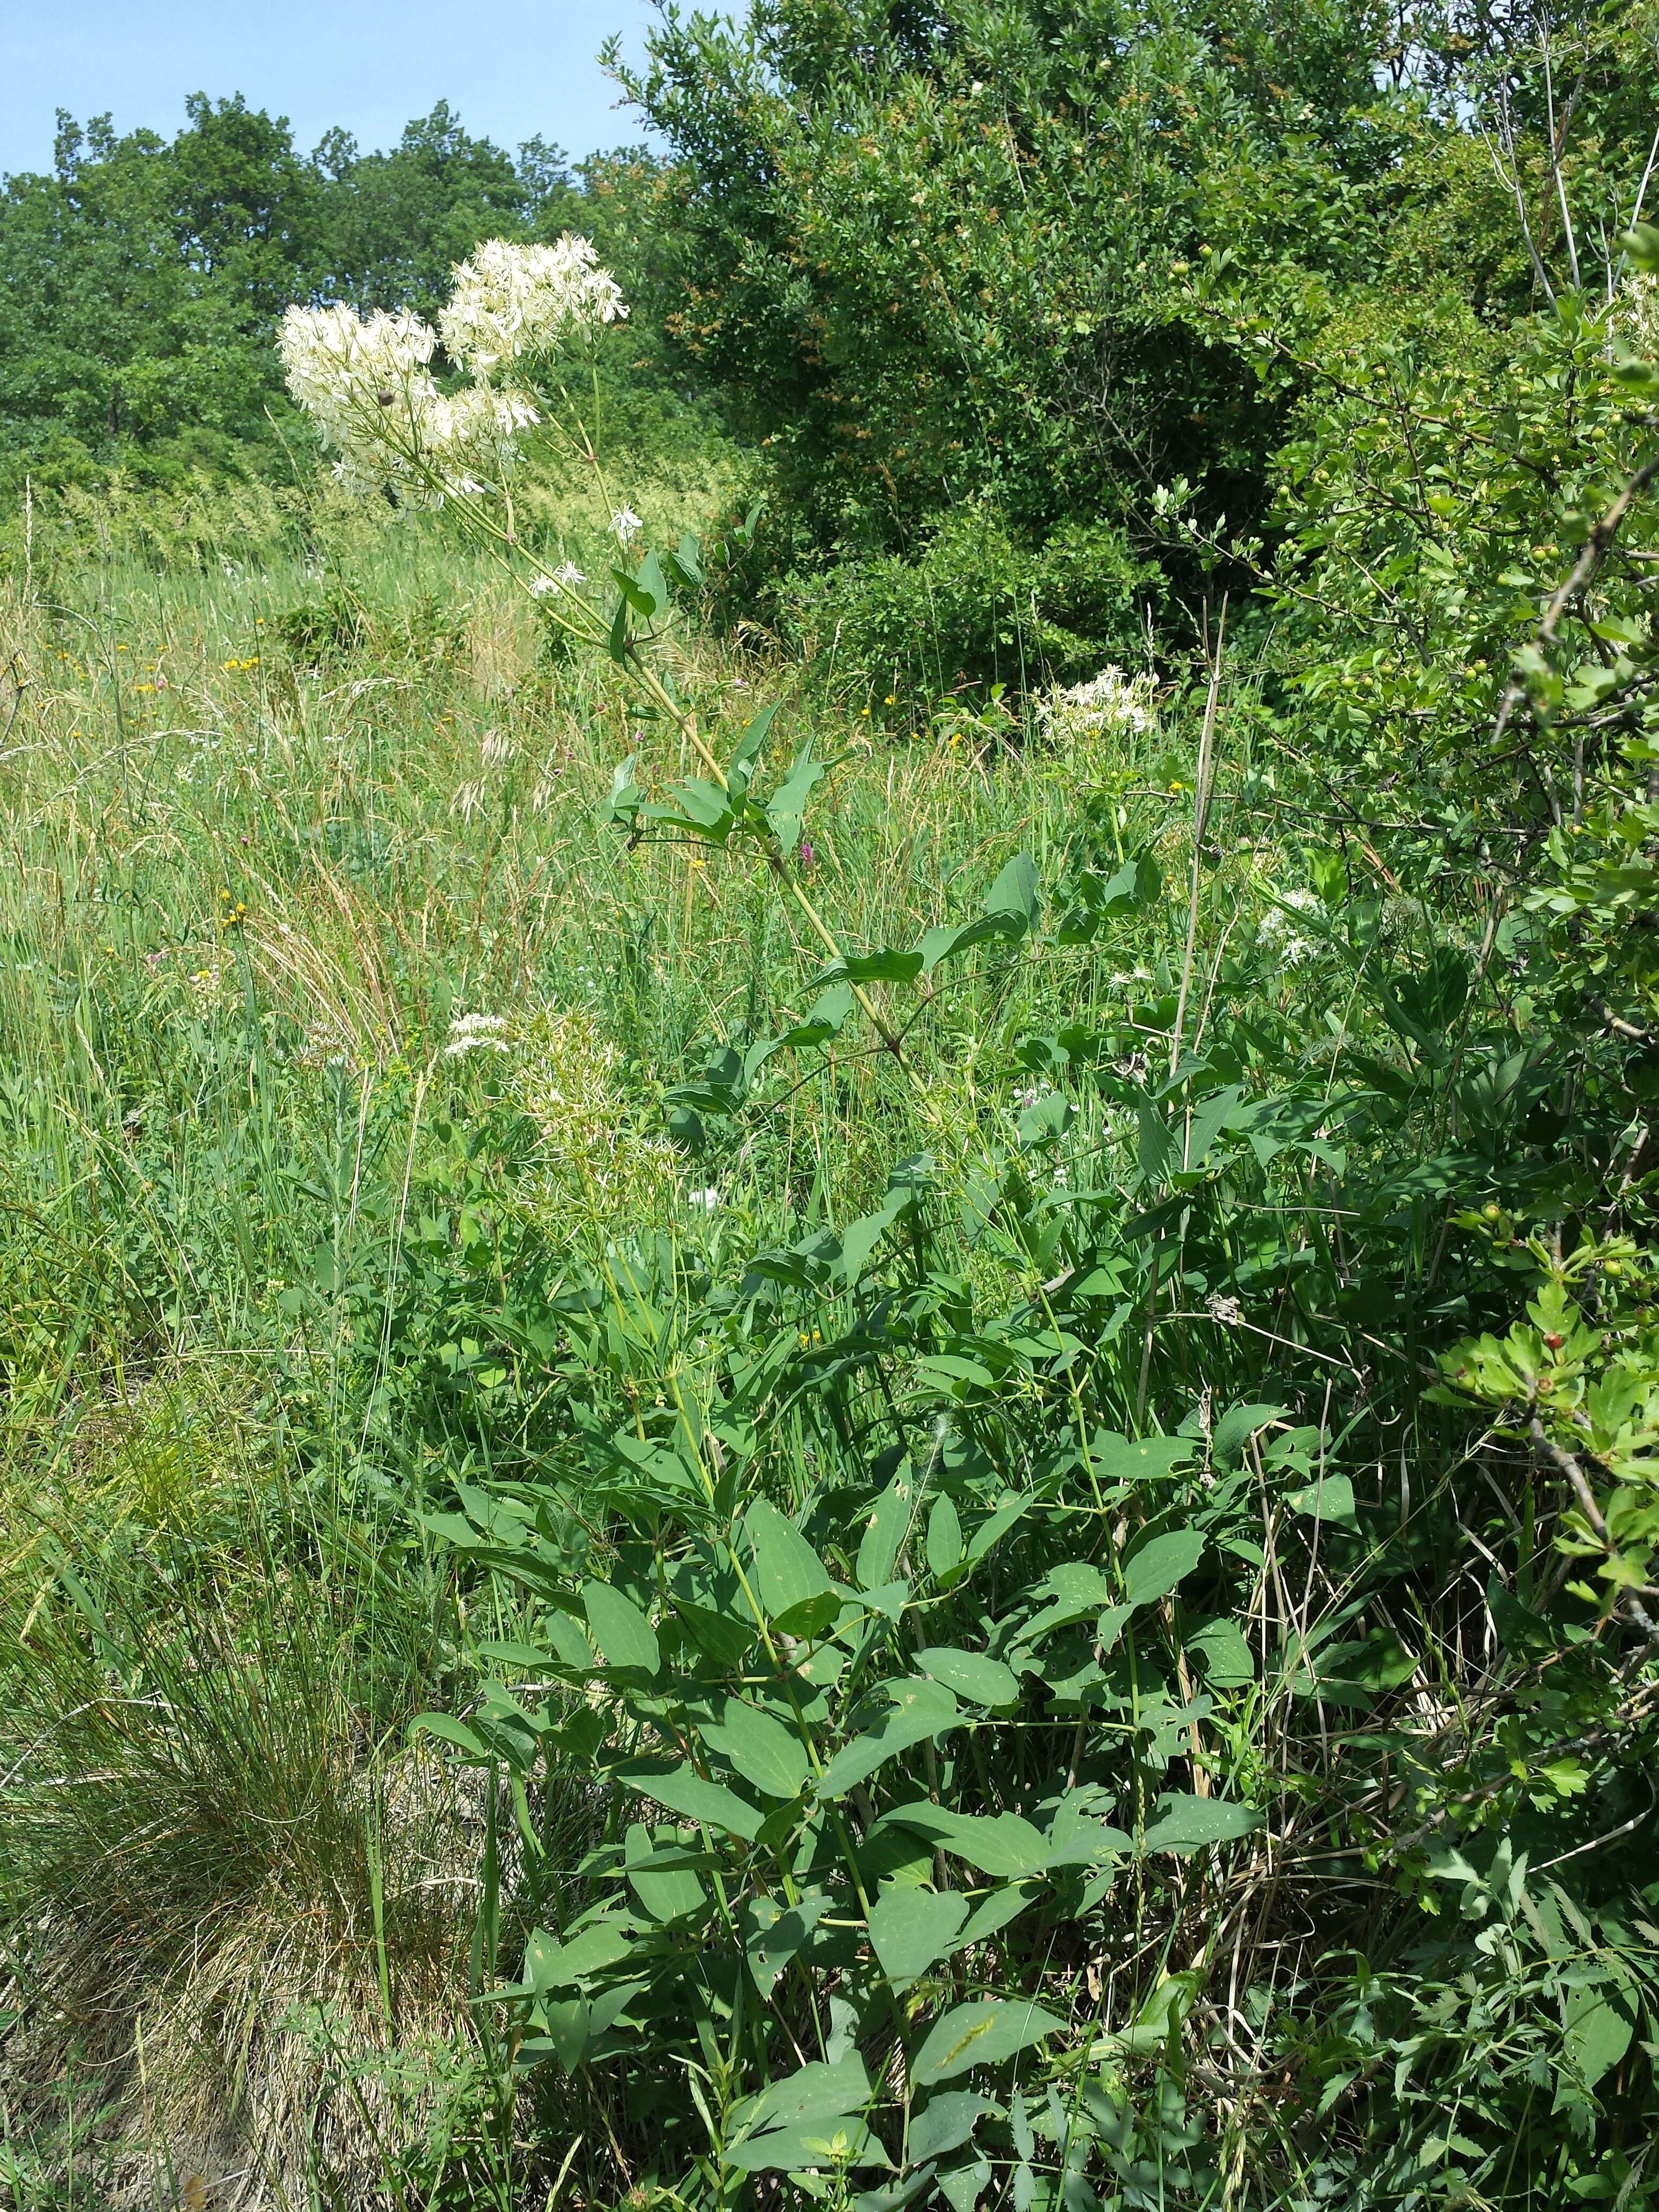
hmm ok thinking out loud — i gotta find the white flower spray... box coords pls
[439,235,625,377]
[1620,271,1658,358]
[279,235,621,517]
[1036,667,1159,748]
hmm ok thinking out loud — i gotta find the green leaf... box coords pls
[913,1998,1066,2085]
[524,1920,634,1990]
[1286,1473,1358,1528]
[661,533,704,593]
[925,1493,964,1578]
[624,1821,708,1921]
[601,752,641,827]
[723,2123,890,2175]
[745,984,855,1082]
[542,1612,597,1670]
[936,2155,992,2212]
[727,702,778,794]
[914,1646,1019,1709]
[915,1353,995,1389]
[984,851,1041,930]
[855,2172,940,2212]
[1086,1433,1193,1484]
[743,1889,831,1998]
[739,2055,872,2139]
[1212,1402,1288,1467]
[766,747,829,854]
[868,1886,969,1981]
[817,948,926,984]
[607,588,632,663]
[583,1581,661,1677]
[613,566,659,619]
[1140,1793,1261,1854]
[916,851,1041,975]
[708,1699,810,1799]
[957,1884,1036,1947]
[908,2093,999,2163]
[1184,1084,1242,1171]
[841,1190,911,1285]
[1564,1983,1635,2090]
[1184,1616,1255,1688]
[537,1995,590,2072]
[1013,1562,1118,1647]
[881,1804,1050,1878]
[1121,1529,1205,1608]
[965,1495,1029,1566]
[617,1760,765,1841]
[817,1678,959,1799]
[857,1471,915,1590]
[411,1712,488,1758]
[744,1499,839,1637]
[658,778,734,833]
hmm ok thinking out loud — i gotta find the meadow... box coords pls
[0,474,1240,2204]
[3,7,1659,2208]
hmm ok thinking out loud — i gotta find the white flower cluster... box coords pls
[1036,666,1159,748]
[439,235,626,377]
[1620,271,1658,358]
[278,301,540,504]
[279,237,624,505]
[529,562,586,598]
[279,303,440,498]
[1257,886,1321,967]
[444,1011,510,1057]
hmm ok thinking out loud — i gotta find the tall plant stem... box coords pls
[1170,594,1228,1090]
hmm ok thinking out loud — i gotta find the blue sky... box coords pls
[0,0,665,177]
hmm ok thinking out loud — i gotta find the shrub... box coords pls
[780,507,1159,717]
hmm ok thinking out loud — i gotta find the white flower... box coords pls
[1619,270,1658,358]
[1036,666,1159,747]
[280,302,540,504]
[280,303,447,501]
[427,382,540,492]
[1257,887,1321,966]
[439,235,626,377]
[529,561,586,597]
[445,1011,510,1057]
[610,506,644,545]
[685,1186,720,1213]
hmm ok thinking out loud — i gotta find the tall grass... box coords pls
[0,479,1227,2203]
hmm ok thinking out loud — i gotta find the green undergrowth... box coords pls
[2,232,1659,2212]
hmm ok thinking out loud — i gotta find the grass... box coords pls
[0,471,1237,2205]
[4,451,1651,2211]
